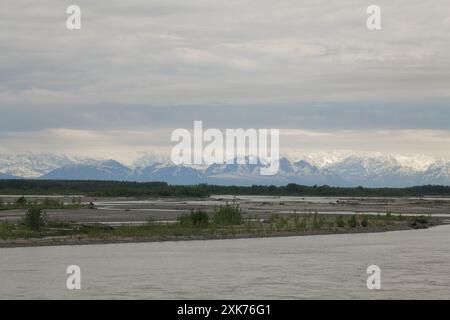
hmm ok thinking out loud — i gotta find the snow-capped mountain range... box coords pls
[0,153,449,187]
[0,154,98,178]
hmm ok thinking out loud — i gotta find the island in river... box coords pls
[1,194,447,248]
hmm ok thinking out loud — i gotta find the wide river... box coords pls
[1,225,449,299]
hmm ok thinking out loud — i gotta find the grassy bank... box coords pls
[0,205,441,248]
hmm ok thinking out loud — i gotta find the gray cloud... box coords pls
[2,0,450,105]
[0,103,449,133]
[0,0,449,159]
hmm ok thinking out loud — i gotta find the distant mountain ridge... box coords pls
[0,154,96,178]
[41,160,133,181]
[1,153,450,187]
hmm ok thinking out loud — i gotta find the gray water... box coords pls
[1,226,450,299]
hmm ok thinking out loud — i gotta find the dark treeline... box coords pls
[0,179,450,197]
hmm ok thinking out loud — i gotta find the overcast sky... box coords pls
[1,0,450,164]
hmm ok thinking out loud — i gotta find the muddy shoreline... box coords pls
[0,223,440,249]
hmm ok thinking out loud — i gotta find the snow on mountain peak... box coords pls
[132,153,171,169]
[0,153,97,178]
[1,152,450,187]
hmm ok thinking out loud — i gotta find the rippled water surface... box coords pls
[1,226,449,299]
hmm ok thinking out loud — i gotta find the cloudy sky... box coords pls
[1,0,450,164]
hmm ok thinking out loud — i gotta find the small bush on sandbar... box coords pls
[348,215,357,228]
[213,204,242,226]
[178,210,209,228]
[23,207,47,231]
[335,215,345,228]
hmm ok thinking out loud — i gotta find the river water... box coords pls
[1,225,449,299]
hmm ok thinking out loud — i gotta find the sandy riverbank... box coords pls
[1,221,442,249]
[1,195,449,225]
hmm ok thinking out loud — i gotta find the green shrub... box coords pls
[178,210,209,228]
[15,196,27,206]
[410,216,429,229]
[190,210,209,228]
[298,217,307,229]
[23,207,47,231]
[361,215,368,227]
[413,216,429,224]
[178,213,192,227]
[385,211,392,223]
[336,215,345,228]
[312,211,324,229]
[348,215,357,228]
[213,204,242,225]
